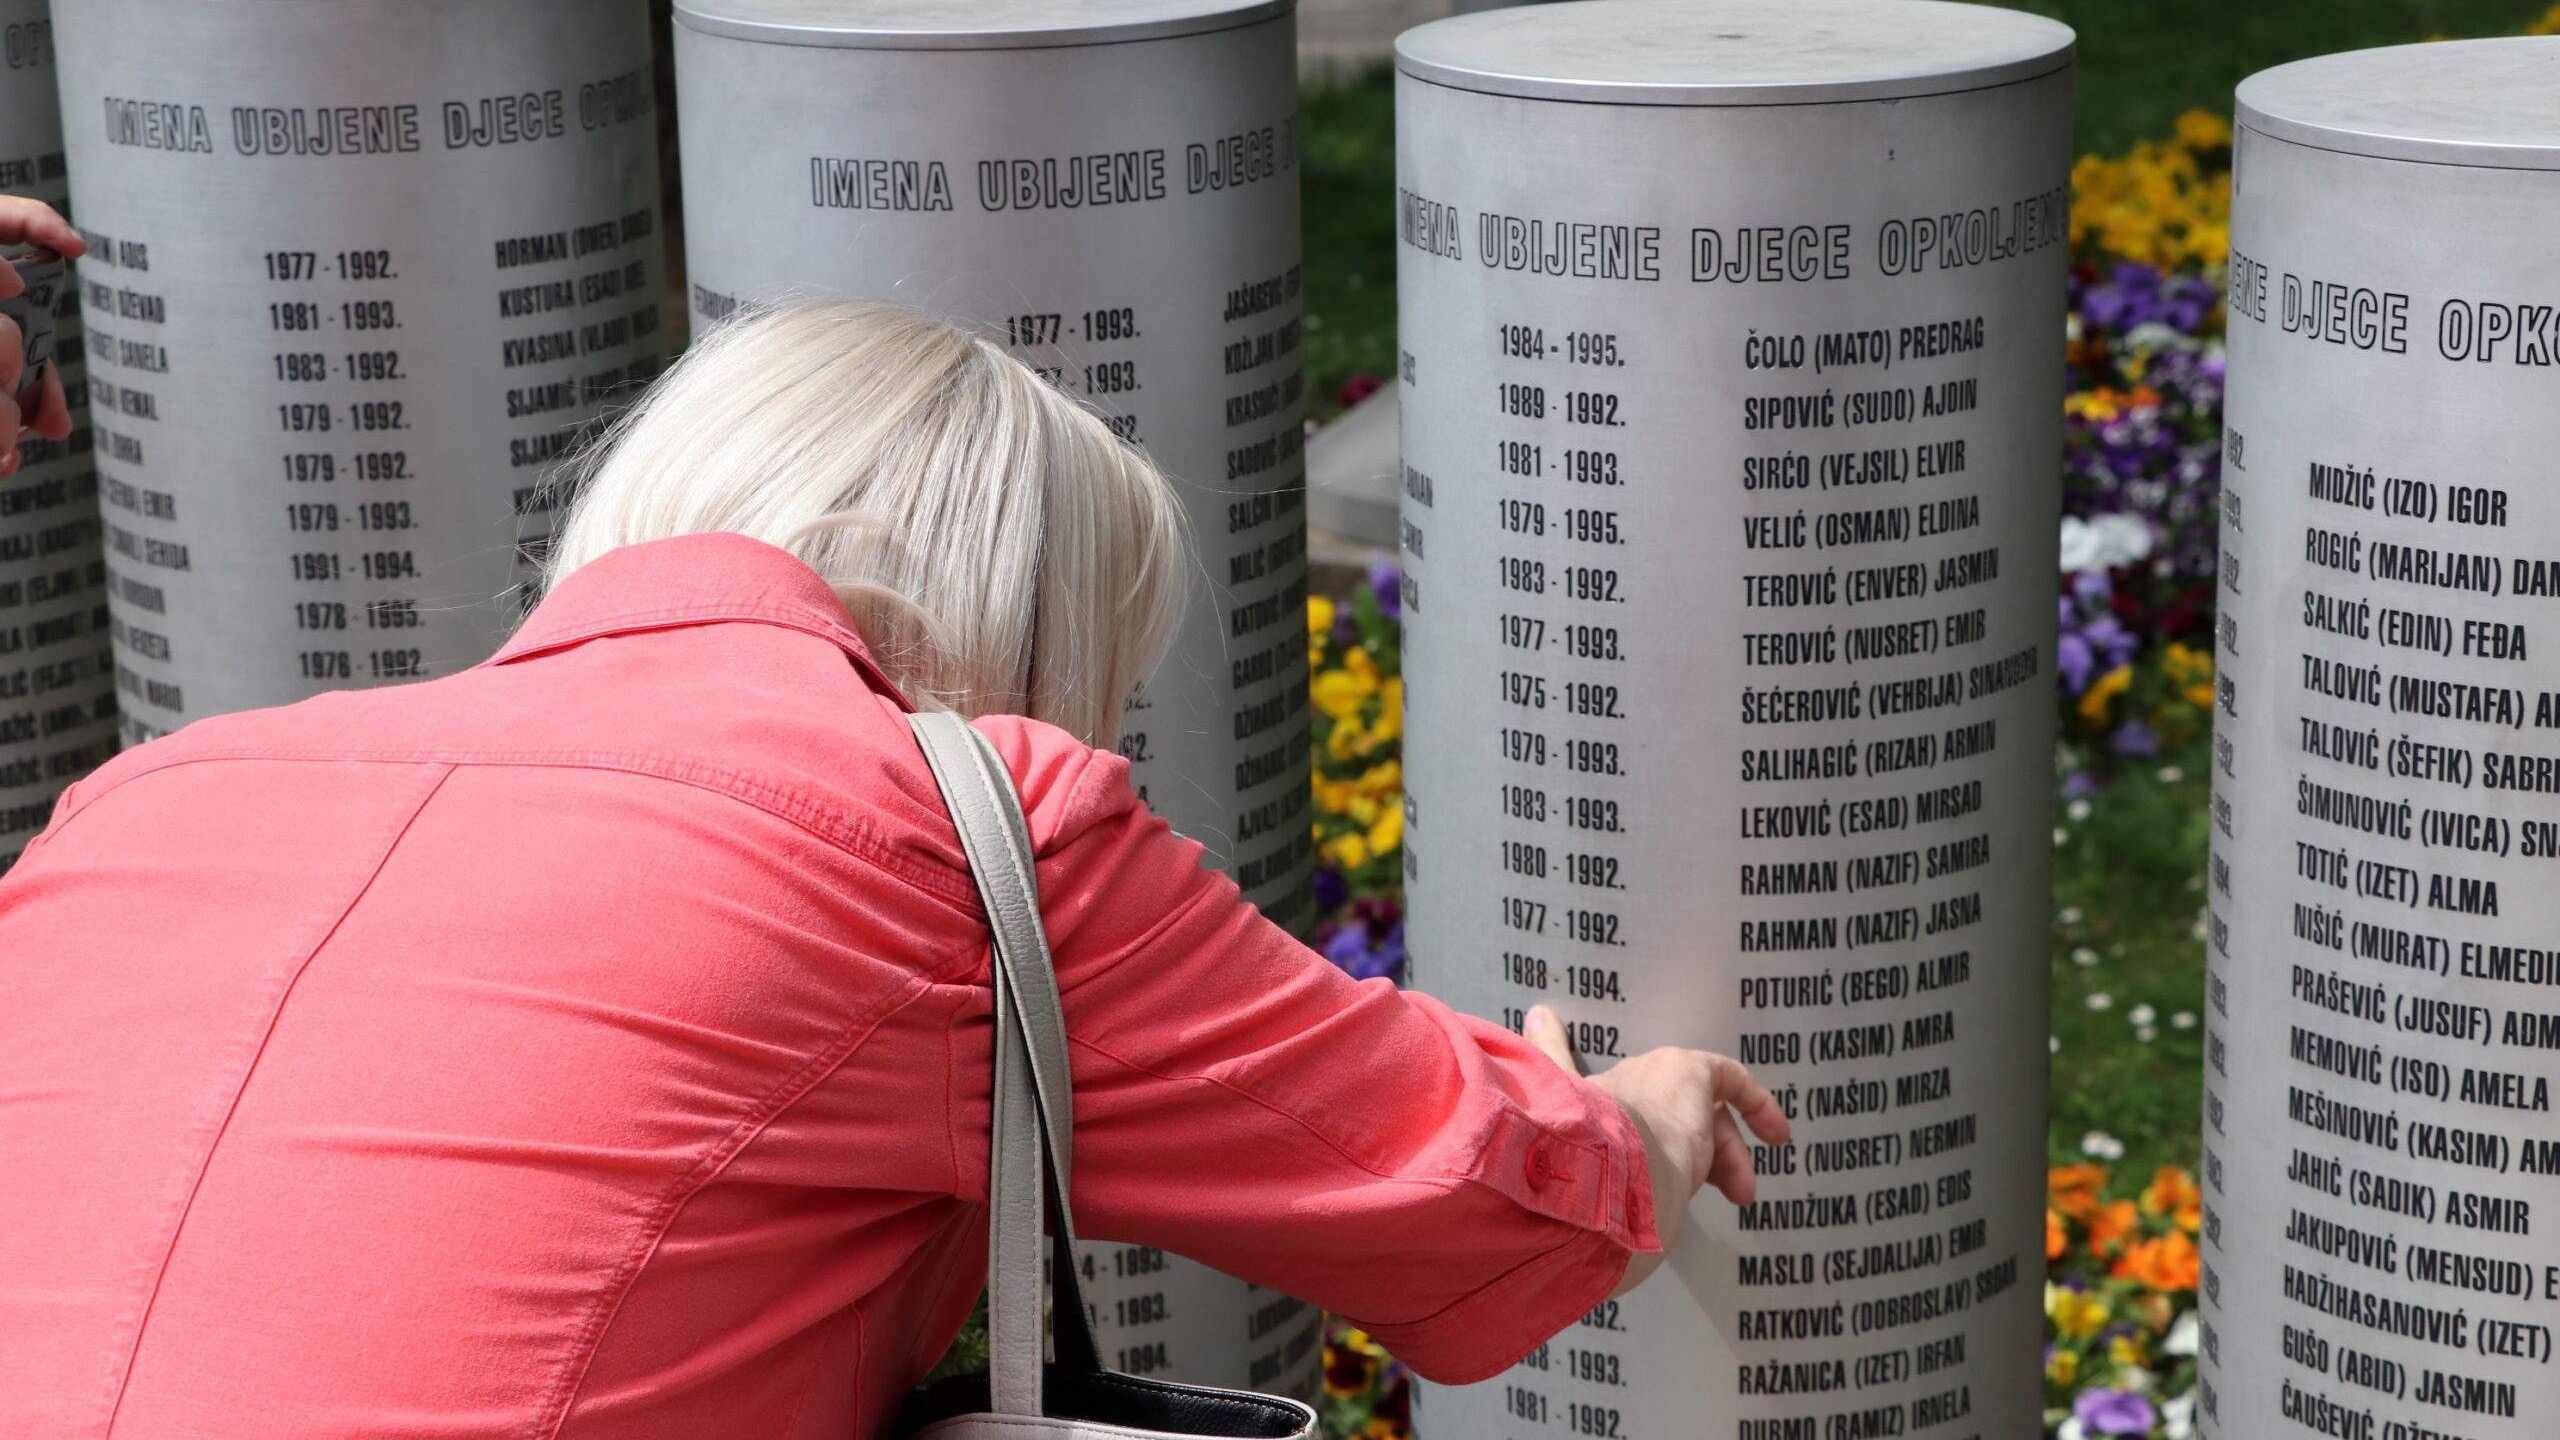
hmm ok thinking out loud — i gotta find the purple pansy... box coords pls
[1370,559,1402,622]
[2072,1387,2158,1437]
[1324,917,1406,983]
[2110,719,2160,758]
[2057,571,2140,698]
[1312,863,1350,916]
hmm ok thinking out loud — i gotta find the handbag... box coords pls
[893,710,1320,1440]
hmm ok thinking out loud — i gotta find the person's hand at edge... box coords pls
[0,197,87,470]
[1523,1003,1792,1298]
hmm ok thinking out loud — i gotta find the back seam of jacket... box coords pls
[530,974,950,1440]
[47,747,981,907]
[97,762,458,1439]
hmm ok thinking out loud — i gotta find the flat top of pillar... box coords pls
[1395,0,2072,107]
[673,0,1290,50]
[2239,38,2560,171]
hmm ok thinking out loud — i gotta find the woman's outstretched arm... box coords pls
[989,729,1784,1385]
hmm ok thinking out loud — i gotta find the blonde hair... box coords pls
[547,299,1189,745]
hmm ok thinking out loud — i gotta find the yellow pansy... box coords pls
[1323,1347,1376,1399]
[1368,804,1403,857]
[2173,108,2232,150]
[2046,1348,2079,1387]
[1307,594,1335,641]
[2078,665,2133,728]
[1326,833,1370,870]
[2068,126,2233,272]
[2185,222,2230,269]
[1327,717,1369,761]
[1373,677,1404,742]
[2065,390,2122,422]
[2048,1287,2111,1341]
[1313,669,1371,721]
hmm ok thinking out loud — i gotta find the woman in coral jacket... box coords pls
[0,280,1786,1439]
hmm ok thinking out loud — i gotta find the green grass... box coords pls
[2008,0,2559,153]
[2045,742,2214,1177]
[1299,74,1399,420]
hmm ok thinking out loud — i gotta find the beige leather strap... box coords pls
[910,710,1086,1417]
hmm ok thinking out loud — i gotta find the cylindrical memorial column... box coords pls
[0,0,113,872]
[673,0,1319,1402]
[1396,2,2070,1432]
[2204,39,2560,1438]
[53,0,667,740]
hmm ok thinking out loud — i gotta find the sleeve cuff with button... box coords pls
[1339,996,1665,1383]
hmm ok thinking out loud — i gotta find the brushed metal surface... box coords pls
[1397,4,2068,1430]
[56,0,668,740]
[677,5,1322,1401]
[2205,38,2560,1438]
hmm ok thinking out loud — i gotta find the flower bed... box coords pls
[1313,1145,2208,1439]
[1306,568,1407,982]
[2042,1164,2203,1438]
[2054,113,2228,787]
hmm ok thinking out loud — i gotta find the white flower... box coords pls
[2086,992,2114,1011]
[2072,946,2100,969]
[2059,905,2084,926]
[2163,1311,2201,1358]
[2067,798,2093,822]
[2157,765,2185,784]
[2122,321,2195,353]
[2130,1003,2158,1026]
[2186,874,2204,891]
[2059,513,2156,571]
[2081,1130,2126,1162]
[2162,1391,2199,1440]
[2191,912,2210,941]
[2049,1035,2061,1054]
[2137,1025,2159,1043]
[2055,827,2071,848]
[2172,1011,2197,1031]
[2057,1421,2088,1440]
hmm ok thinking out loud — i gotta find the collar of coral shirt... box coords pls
[489,530,917,711]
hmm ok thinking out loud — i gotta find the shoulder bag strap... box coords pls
[909,710,1102,1416]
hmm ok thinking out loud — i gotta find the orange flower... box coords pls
[2046,1208,2067,1262]
[2085,1198,2140,1257]
[2141,1166,2204,1233]
[2114,1229,2202,1292]
[2048,1164,2108,1220]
